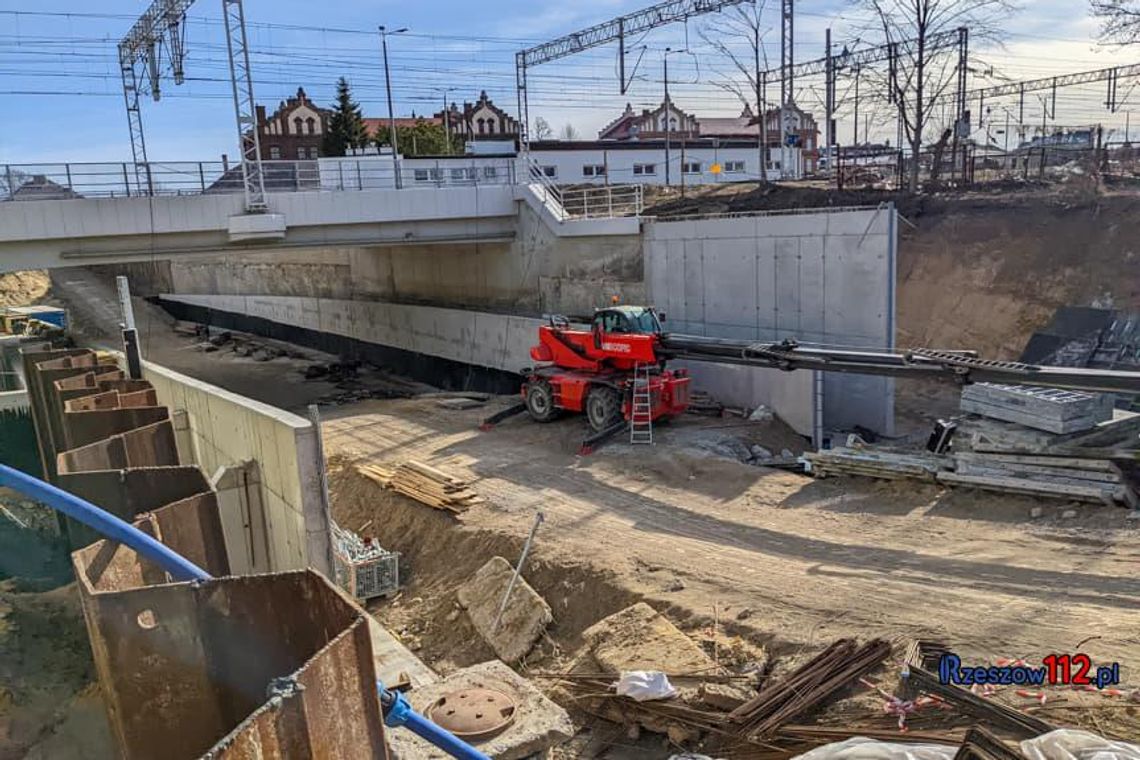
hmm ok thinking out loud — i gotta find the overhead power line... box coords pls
[516,0,749,68]
[515,0,751,145]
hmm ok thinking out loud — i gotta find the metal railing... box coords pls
[560,183,643,219]
[525,157,569,220]
[524,157,643,221]
[0,158,519,201]
[0,156,645,220]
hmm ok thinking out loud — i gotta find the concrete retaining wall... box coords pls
[142,361,329,576]
[644,206,896,435]
[161,294,543,376]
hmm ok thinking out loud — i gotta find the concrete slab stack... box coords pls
[960,383,1115,434]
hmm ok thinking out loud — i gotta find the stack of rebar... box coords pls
[727,638,893,740]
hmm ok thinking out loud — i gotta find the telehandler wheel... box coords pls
[585,385,623,432]
[524,379,558,422]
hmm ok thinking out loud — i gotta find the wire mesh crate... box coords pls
[331,521,400,601]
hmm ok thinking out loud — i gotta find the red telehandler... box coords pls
[480,304,1139,447]
[522,306,691,434]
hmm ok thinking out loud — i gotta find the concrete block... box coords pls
[457,556,552,664]
[962,383,1113,421]
[387,660,573,760]
[581,602,716,675]
[961,383,1113,434]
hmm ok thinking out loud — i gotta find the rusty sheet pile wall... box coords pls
[22,347,388,759]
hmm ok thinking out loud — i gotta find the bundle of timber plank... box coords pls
[805,448,949,481]
[806,443,1140,507]
[356,460,484,514]
[941,451,1139,507]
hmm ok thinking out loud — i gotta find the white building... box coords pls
[523,139,798,184]
[315,138,805,191]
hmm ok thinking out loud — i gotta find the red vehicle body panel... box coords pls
[524,317,690,425]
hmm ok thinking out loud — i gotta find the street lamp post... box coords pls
[379,25,408,188]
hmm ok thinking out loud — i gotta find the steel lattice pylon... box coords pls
[223,0,267,211]
[781,0,793,107]
[119,0,266,211]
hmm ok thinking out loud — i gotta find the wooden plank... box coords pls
[971,444,1140,461]
[953,451,1118,473]
[953,461,1122,485]
[937,471,1116,505]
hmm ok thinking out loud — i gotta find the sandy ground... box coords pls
[323,395,1140,739]
[0,272,50,310]
[28,281,1140,749]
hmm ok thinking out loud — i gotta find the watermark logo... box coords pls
[938,653,1121,690]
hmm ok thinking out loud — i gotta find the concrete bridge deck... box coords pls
[0,159,642,273]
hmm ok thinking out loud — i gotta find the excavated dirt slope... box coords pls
[897,192,1140,358]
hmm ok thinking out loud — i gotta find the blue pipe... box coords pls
[0,464,489,760]
[0,464,209,582]
[380,686,492,760]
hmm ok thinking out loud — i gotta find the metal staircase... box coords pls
[630,363,654,445]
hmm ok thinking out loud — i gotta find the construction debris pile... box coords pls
[808,382,1140,508]
[530,603,1138,759]
[357,460,485,514]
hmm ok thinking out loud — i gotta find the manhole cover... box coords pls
[427,688,516,739]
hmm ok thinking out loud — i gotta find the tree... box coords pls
[559,123,580,141]
[1091,0,1140,43]
[373,120,462,156]
[533,117,553,140]
[322,77,368,157]
[853,0,1015,191]
[0,168,27,199]
[699,1,771,181]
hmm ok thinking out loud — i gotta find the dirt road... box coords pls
[324,397,1140,680]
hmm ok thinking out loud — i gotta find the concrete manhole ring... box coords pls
[426,687,517,739]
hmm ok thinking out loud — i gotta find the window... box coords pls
[477,118,486,135]
[487,121,495,134]
[413,168,443,182]
[682,161,702,174]
[633,163,657,176]
[297,147,307,159]
[541,165,557,178]
[723,160,745,173]
[483,166,499,179]
[294,117,303,134]
[450,167,477,181]
[309,147,320,159]
[269,146,281,160]
[595,311,629,333]
[582,164,606,177]
[414,169,430,182]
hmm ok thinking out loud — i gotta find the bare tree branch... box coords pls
[850,0,1017,190]
[698,1,772,180]
[1091,0,1140,43]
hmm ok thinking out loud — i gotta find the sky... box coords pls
[0,0,1134,164]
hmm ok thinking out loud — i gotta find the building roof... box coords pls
[696,117,758,137]
[9,175,80,201]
